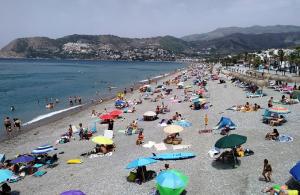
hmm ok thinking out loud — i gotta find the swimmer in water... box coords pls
[10,106,15,111]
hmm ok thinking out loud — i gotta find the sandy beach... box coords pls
[1,66,300,195]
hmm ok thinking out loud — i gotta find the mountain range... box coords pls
[1,25,300,59]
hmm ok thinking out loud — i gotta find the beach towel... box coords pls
[154,143,167,151]
[88,152,113,159]
[34,170,47,177]
[199,129,213,134]
[172,145,191,150]
[277,135,293,143]
[8,175,23,183]
[208,147,220,158]
[33,163,44,168]
[104,130,114,139]
[143,141,156,148]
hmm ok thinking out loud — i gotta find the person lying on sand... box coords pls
[265,129,279,140]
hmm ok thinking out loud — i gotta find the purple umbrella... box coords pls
[60,190,86,195]
[11,155,35,164]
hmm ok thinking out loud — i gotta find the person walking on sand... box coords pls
[108,119,114,130]
[262,159,272,182]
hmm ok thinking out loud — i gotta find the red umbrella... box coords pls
[110,110,123,116]
[99,114,114,120]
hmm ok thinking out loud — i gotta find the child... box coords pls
[204,114,208,130]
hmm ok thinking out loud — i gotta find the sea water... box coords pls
[0,59,184,133]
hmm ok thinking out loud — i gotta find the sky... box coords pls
[0,0,300,47]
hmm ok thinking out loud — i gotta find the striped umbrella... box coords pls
[268,107,290,114]
[32,145,55,155]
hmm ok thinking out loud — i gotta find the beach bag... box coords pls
[127,171,137,182]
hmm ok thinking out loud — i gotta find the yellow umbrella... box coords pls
[92,136,113,145]
[164,125,184,134]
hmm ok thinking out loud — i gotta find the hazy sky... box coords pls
[0,0,300,47]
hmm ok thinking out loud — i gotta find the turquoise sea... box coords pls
[0,59,184,132]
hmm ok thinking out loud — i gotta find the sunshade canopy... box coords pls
[92,136,113,145]
[156,169,189,195]
[215,134,247,149]
[126,157,157,169]
[164,125,184,134]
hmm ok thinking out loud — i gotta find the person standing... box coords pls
[78,96,82,104]
[108,119,114,130]
[4,117,12,136]
[262,159,272,182]
[79,123,84,140]
[204,114,208,130]
[124,88,127,96]
[268,97,273,108]
[68,124,73,139]
[13,118,21,131]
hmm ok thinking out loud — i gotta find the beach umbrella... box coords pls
[215,134,247,149]
[196,89,205,94]
[11,155,35,164]
[92,136,113,145]
[268,107,290,114]
[109,110,123,116]
[32,144,55,155]
[115,100,125,106]
[126,157,157,169]
[164,125,184,134]
[60,190,86,195]
[156,169,188,195]
[0,169,13,183]
[143,111,156,117]
[173,120,192,127]
[99,114,114,120]
[290,161,300,182]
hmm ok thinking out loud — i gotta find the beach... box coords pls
[1,66,300,195]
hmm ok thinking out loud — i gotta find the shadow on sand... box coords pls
[211,159,241,170]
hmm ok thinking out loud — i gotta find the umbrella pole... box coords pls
[232,149,237,168]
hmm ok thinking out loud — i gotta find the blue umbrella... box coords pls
[174,120,192,127]
[290,161,300,182]
[32,145,55,155]
[126,157,157,169]
[11,155,35,164]
[0,169,13,183]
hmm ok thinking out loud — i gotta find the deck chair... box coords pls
[104,130,114,139]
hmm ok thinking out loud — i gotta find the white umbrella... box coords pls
[143,111,156,117]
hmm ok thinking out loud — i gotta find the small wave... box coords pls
[23,105,82,125]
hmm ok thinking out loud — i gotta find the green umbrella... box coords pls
[215,134,247,168]
[156,169,188,195]
[215,134,247,149]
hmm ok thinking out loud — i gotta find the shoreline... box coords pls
[0,67,186,141]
